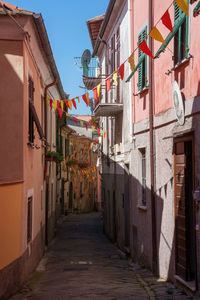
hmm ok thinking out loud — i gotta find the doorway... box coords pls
[174,136,196,283]
[69,182,73,211]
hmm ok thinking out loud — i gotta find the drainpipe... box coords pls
[149,0,157,274]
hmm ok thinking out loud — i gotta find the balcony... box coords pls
[82,58,101,90]
[93,80,123,117]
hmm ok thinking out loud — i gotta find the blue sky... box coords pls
[12,0,109,115]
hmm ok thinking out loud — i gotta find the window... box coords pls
[139,148,146,206]
[28,76,34,143]
[138,27,147,91]
[174,1,189,65]
[27,197,32,243]
[80,182,83,198]
[65,138,69,156]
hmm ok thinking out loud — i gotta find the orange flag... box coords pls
[175,0,189,15]
[149,27,166,45]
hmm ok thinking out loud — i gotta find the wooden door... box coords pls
[174,138,196,282]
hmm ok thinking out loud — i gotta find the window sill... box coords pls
[173,54,193,71]
[137,205,147,211]
[134,86,149,96]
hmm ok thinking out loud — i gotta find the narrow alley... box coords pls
[10,213,192,300]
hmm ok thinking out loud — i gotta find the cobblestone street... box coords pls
[10,213,192,300]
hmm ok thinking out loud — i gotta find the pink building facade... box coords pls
[0,4,65,298]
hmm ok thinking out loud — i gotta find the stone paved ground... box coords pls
[10,213,193,300]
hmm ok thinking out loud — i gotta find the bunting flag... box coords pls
[85,123,88,130]
[106,78,111,92]
[93,87,98,102]
[113,71,118,86]
[72,99,77,109]
[175,0,189,15]
[68,100,72,110]
[97,83,101,97]
[82,94,88,106]
[46,98,50,105]
[97,128,100,135]
[119,63,125,80]
[149,26,166,45]
[76,96,80,103]
[73,116,78,124]
[53,100,57,110]
[92,126,95,133]
[80,120,83,127]
[64,100,70,110]
[57,100,60,109]
[60,100,64,111]
[95,139,98,145]
[161,10,173,33]
[104,131,106,139]
[50,99,53,110]
[58,107,63,118]
[66,112,70,117]
[86,93,90,105]
[128,53,135,72]
[139,40,154,59]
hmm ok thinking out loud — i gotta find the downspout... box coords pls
[149,0,157,273]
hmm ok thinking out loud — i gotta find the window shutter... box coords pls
[174,2,182,25]
[138,27,147,91]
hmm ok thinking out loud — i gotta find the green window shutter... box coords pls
[138,26,147,91]
[174,2,182,25]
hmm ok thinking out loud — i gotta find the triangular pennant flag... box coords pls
[175,0,188,15]
[106,78,111,92]
[80,120,83,127]
[93,87,98,102]
[92,126,95,133]
[149,26,166,45]
[128,53,135,72]
[64,100,70,110]
[66,112,70,117]
[60,100,64,111]
[113,71,118,86]
[97,128,100,135]
[73,116,78,124]
[104,131,106,139]
[68,100,72,110]
[57,100,60,109]
[72,98,77,109]
[58,107,63,118]
[95,139,98,145]
[119,63,124,80]
[85,123,88,130]
[82,94,88,106]
[86,93,90,105]
[46,98,50,105]
[76,96,80,103]
[97,83,101,97]
[139,40,154,59]
[53,100,57,111]
[50,99,53,110]
[161,10,173,33]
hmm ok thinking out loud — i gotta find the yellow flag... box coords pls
[68,99,72,110]
[150,27,166,45]
[80,121,83,127]
[92,126,95,133]
[53,100,57,110]
[66,112,70,117]
[128,53,135,72]
[76,96,80,103]
[46,98,50,105]
[86,93,90,105]
[97,83,101,97]
[60,100,64,111]
[175,0,188,15]
[113,71,118,86]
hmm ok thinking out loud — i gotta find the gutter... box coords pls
[33,13,66,100]
[92,0,116,57]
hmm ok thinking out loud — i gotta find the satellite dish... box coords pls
[81,49,91,66]
[173,81,185,125]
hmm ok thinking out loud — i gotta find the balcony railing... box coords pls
[82,58,101,90]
